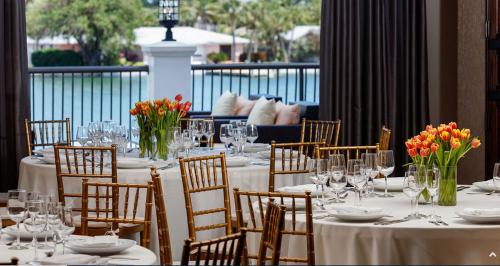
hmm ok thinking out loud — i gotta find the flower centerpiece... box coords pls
[405,122,481,206]
[130,94,191,160]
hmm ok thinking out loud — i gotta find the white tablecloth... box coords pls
[18,149,306,260]
[245,190,500,265]
[0,237,156,265]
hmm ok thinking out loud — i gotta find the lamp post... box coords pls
[159,0,179,41]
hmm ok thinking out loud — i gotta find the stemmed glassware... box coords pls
[131,119,140,149]
[361,153,379,197]
[168,127,182,160]
[328,154,347,203]
[403,165,426,219]
[203,120,215,150]
[24,200,46,263]
[307,159,329,208]
[376,150,395,197]
[426,168,440,222]
[246,124,258,145]
[7,189,27,250]
[76,126,89,147]
[182,130,193,157]
[55,205,75,255]
[220,124,234,153]
[190,119,204,153]
[492,163,500,193]
[346,159,368,206]
[88,122,103,146]
[37,194,56,250]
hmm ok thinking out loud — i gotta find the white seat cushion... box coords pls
[211,91,237,116]
[247,97,276,125]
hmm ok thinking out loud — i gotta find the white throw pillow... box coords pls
[247,97,276,125]
[211,91,237,116]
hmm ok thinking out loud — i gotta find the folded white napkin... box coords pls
[265,197,307,210]
[244,143,269,153]
[278,184,317,193]
[462,208,500,216]
[78,235,119,248]
[332,205,383,215]
[39,254,110,265]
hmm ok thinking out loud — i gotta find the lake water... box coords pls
[30,71,319,137]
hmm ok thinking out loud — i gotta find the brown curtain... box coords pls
[320,0,429,172]
[0,0,30,191]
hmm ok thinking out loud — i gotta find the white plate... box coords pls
[3,225,52,240]
[328,206,387,222]
[32,147,54,156]
[373,177,404,192]
[277,184,332,196]
[217,156,250,167]
[472,180,497,192]
[67,239,136,255]
[116,158,150,169]
[259,197,307,210]
[456,211,500,223]
[244,143,270,153]
[38,156,84,165]
[256,149,300,160]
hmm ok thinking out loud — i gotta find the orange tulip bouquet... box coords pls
[405,122,481,206]
[130,94,191,160]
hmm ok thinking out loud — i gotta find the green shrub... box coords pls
[31,49,83,66]
[207,52,228,64]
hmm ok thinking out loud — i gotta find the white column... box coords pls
[142,42,196,101]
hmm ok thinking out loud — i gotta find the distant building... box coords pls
[283,25,320,42]
[26,36,79,65]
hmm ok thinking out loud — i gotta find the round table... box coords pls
[18,147,306,260]
[245,189,500,265]
[0,237,156,265]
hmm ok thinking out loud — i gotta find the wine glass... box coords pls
[131,119,140,149]
[47,202,61,252]
[37,194,56,250]
[328,154,347,203]
[55,205,75,255]
[193,120,205,153]
[24,200,46,263]
[237,127,247,154]
[220,124,233,153]
[376,150,395,197]
[347,159,367,206]
[168,127,182,160]
[492,163,500,193]
[76,126,89,147]
[182,130,193,157]
[403,166,426,219]
[426,168,440,222]
[361,153,379,197]
[7,189,27,250]
[246,124,259,145]
[307,159,328,209]
[203,120,215,150]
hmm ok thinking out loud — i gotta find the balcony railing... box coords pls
[29,63,320,138]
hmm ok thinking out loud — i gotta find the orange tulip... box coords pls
[183,101,192,112]
[407,148,418,157]
[420,148,430,157]
[426,134,436,142]
[158,108,165,116]
[452,129,461,138]
[449,122,458,130]
[420,131,429,138]
[450,138,461,150]
[460,129,470,140]
[405,140,414,149]
[422,140,431,148]
[428,128,438,136]
[440,131,451,142]
[471,138,481,149]
[431,143,439,153]
[425,125,434,132]
[175,94,183,102]
[130,108,138,116]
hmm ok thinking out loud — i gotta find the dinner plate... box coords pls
[259,197,307,210]
[373,177,404,192]
[116,157,150,169]
[3,224,52,240]
[472,180,497,192]
[66,238,136,255]
[217,156,250,167]
[328,206,386,222]
[456,211,500,223]
[256,149,300,160]
[38,156,85,165]
[244,143,270,153]
[32,147,54,156]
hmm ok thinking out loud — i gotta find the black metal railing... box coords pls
[191,63,320,111]
[29,66,149,139]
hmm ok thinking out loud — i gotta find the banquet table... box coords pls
[244,189,500,265]
[18,147,308,260]
[0,236,156,265]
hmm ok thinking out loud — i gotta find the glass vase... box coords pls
[138,131,151,158]
[438,165,457,206]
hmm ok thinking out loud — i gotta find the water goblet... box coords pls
[328,154,347,203]
[220,124,234,153]
[37,194,56,250]
[24,200,46,263]
[7,189,28,250]
[55,205,75,255]
[246,124,258,145]
[376,150,395,197]
[403,165,426,219]
[426,168,440,222]
[203,120,215,150]
[347,159,367,206]
[76,126,89,147]
[361,153,378,197]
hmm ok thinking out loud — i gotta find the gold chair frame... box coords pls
[300,118,341,147]
[150,167,173,265]
[315,144,380,160]
[25,118,71,155]
[257,199,286,266]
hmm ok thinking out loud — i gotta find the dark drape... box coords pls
[320,0,429,173]
[0,0,30,191]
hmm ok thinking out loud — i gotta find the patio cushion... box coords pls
[247,97,276,125]
[211,91,237,116]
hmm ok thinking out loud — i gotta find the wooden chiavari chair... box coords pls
[179,117,215,148]
[54,145,143,237]
[150,167,173,265]
[315,144,380,160]
[24,118,71,156]
[379,126,392,150]
[268,141,325,192]
[180,230,247,266]
[81,178,153,247]
[257,199,286,266]
[233,189,315,265]
[179,152,232,241]
[300,118,341,147]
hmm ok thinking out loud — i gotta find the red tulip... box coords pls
[420,148,430,157]
[431,143,439,153]
[407,148,418,157]
[175,94,183,102]
[449,122,458,130]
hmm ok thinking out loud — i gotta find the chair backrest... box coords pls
[179,117,215,148]
[315,144,380,160]
[300,118,341,147]
[233,189,315,265]
[178,152,232,240]
[379,126,392,150]
[25,118,71,155]
[150,167,173,265]
[180,230,247,266]
[268,141,325,192]
[81,178,153,247]
[54,145,117,214]
[257,199,286,266]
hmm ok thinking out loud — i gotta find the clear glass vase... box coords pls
[438,165,457,206]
